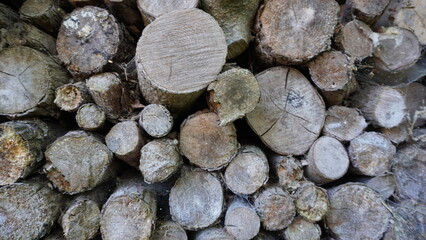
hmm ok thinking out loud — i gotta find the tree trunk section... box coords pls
[136,0,199,26]
[139,104,173,138]
[269,153,304,191]
[395,0,426,45]
[342,0,390,24]
[75,103,106,131]
[0,46,70,118]
[246,67,326,155]
[151,220,188,240]
[55,82,92,112]
[281,216,321,240]
[194,227,234,240]
[334,20,374,60]
[322,106,367,142]
[136,8,227,115]
[293,182,329,222]
[224,197,260,240]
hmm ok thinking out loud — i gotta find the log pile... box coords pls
[0,0,425,239]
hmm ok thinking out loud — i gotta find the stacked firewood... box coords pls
[0,0,425,239]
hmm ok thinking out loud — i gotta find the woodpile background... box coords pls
[0,0,425,239]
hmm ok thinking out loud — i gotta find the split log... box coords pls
[379,123,409,144]
[75,103,106,131]
[372,27,421,73]
[207,68,260,125]
[0,182,63,239]
[136,8,227,115]
[105,121,145,167]
[54,82,92,112]
[253,186,296,231]
[348,132,396,176]
[308,51,353,91]
[321,77,359,106]
[19,0,66,36]
[139,104,173,138]
[359,174,396,199]
[6,22,57,55]
[325,183,391,240]
[169,168,224,230]
[151,220,188,240]
[254,0,339,65]
[269,153,304,191]
[195,227,234,240]
[100,181,157,240]
[305,136,349,185]
[351,85,406,128]
[0,46,69,118]
[224,197,260,240]
[342,0,390,24]
[281,216,321,240]
[322,106,367,142]
[86,72,132,119]
[201,0,260,59]
[392,143,426,203]
[0,119,63,186]
[139,138,182,183]
[57,6,134,77]
[136,0,199,26]
[104,0,143,36]
[294,182,329,222]
[44,130,116,194]
[400,82,426,128]
[179,111,238,171]
[224,145,269,195]
[394,0,426,45]
[0,3,19,28]
[335,20,374,60]
[246,67,326,155]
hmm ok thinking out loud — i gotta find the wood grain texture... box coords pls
[151,220,188,240]
[76,103,106,131]
[322,106,367,142]
[379,123,409,144]
[400,82,426,128]
[194,227,234,240]
[137,0,199,25]
[224,197,260,240]
[344,0,390,24]
[246,67,325,155]
[136,8,227,114]
[255,0,339,64]
[19,0,66,35]
[395,0,426,45]
[360,174,396,199]
[335,20,374,60]
[282,216,321,240]
[55,82,92,112]
[269,153,303,191]
[294,182,329,222]
[139,104,173,138]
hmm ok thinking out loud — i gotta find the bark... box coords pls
[358,174,396,199]
[293,182,329,222]
[201,0,260,59]
[19,0,66,36]
[44,130,116,194]
[0,3,19,28]
[351,85,407,128]
[207,68,260,125]
[400,82,426,128]
[136,0,199,26]
[224,145,269,195]
[395,0,426,45]
[0,46,70,118]
[54,82,92,112]
[106,121,145,167]
[335,20,374,60]
[136,8,227,115]
[269,153,304,191]
[6,22,57,55]
[139,138,182,183]
[322,106,367,142]
[305,136,349,184]
[104,0,143,36]
[75,103,106,131]
[86,72,132,120]
[139,104,173,138]
[57,6,134,78]
[342,0,390,24]
[0,28,7,52]
[179,111,238,171]
[224,197,260,240]
[348,132,396,176]
[151,220,188,240]
[169,168,224,230]
[325,183,391,240]
[0,182,64,240]
[194,227,234,240]
[0,119,64,186]
[100,180,157,240]
[246,67,326,155]
[254,0,339,65]
[253,186,296,231]
[281,216,321,240]
[379,123,409,144]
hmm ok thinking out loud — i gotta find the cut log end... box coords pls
[337,20,373,59]
[137,0,199,25]
[224,198,260,240]
[269,154,304,191]
[194,227,234,240]
[76,103,106,131]
[150,220,188,240]
[19,0,66,35]
[139,104,173,138]
[282,216,321,240]
[61,199,101,240]
[294,182,329,222]
[55,82,92,112]
[322,106,367,142]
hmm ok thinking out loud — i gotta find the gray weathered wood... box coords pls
[400,82,426,128]
[0,182,63,240]
[106,121,145,167]
[202,0,260,59]
[44,130,116,194]
[255,0,339,65]
[269,153,303,191]
[137,0,199,26]
[305,136,349,184]
[343,0,390,24]
[253,186,296,231]
[194,227,234,240]
[139,104,173,138]
[294,182,329,222]
[0,46,69,118]
[55,82,92,112]
[349,132,396,176]
[325,183,391,240]
[246,67,326,155]
[224,197,260,240]
[169,168,224,230]
[76,103,106,131]
[179,111,238,171]
[379,123,409,144]
[335,20,374,60]
[395,0,426,45]
[151,220,187,240]
[207,68,260,125]
[321,77,359,106]
[281,216,321,240]
[57,6,134,77]
[19,0,66,36]
[322,106,367,142]
[136,8,227,115]
[359,174,396,199]
[224,145,268,195]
